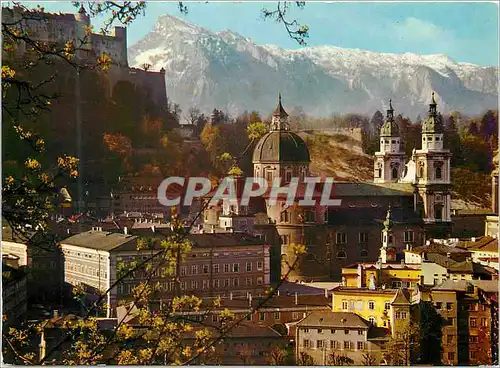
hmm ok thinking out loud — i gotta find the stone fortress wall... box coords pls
[2,5,167,106]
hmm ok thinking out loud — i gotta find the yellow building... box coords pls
[331,287,399,329]
[331,286,421,333]
[342,262,421,289]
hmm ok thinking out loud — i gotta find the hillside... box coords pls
[303,132,492,209]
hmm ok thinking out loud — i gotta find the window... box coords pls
[213,279,220,288]
[259,312,265,321]
[337,250,347,259]
[480,318,488,327]
[336,232,347,244]
[245,277,252,286]
[358,330,364,335]
[266,170,273,182]
[358,232,368,243]
[343,341,351,350]
[257,277,263,285]
[303,328,309,333]
[180,266,187,276]
[191,265,198,274]
[342,300,348,310]
[246,314,252,321]
[304,210,315,223]
[435,166,442,179]
[435,205,443,221]
[404,230,414,243]
[203,265,209,274]
[344,329,349,335]
[191,280,198,289]
[281,235,290,245]
[357,341,365,350]
[385,302,390,310]
[331,329,336,334]
[470,318,477,328]
[447,335,453,344]
[395,311,407,319]
[448,352,455,361]
[274,311,280,320]
[317,340,324,349]
[446,302,453,310]
[435,302,442,309]
[224,279,230,287]
[368,301,375,310]
[304,339,310,348]
[392,281,402,288]
[285,170,292,183]
[369,317,376,325]
[246,262,252,272]
[446,318,454,326]
[224,264,230,273]
[392,167,398,180]
[317,329,323,334]
[280,211,290,223]
[257,261,263,270]
[232,278,239,287]
[212,314,218,323]
[330,340,338,349]
[469,335,478,343]
[470,351,477,360]
[233,263,239,272]
[202,280,209,289]
[293,312,299,320]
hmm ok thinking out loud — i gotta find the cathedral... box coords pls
[203,93,452,283]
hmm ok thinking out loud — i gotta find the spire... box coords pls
[78,4,86,14]
[273,93,288,118]
[386,99,394,122]
[428,92,437,116]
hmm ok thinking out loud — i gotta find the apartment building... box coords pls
[295,311,387,365]
[59,228,271,316]
[2,259,27,327]
[431,280,498,365]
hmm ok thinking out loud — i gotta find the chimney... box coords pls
[295,292,298,305]
[123,227,128,235]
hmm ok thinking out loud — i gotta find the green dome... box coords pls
[422,115,443,133]
[380,120,400,137]
[252,131,310,163]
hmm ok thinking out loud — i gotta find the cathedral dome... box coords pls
[252,131,310,163]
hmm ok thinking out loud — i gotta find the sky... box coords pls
[22,1,500,66]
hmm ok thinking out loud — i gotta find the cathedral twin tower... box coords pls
[374,93,452,230]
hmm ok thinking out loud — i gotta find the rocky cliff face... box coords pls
[128,14,498,118]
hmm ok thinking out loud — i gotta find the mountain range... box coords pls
[128,14,498,119]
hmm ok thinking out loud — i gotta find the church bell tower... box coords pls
[414,93,452,237]
[374,100,406,183]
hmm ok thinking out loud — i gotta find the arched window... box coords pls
[435,205,443,221]
[435,166,442,179]
[377,168,382,178]
[392,167,398,180]
[337,250,347,259]
[419,166,424,178]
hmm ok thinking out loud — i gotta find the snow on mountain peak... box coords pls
[128,14,498,117]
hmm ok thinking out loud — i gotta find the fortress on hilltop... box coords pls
[2,5,167,106]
